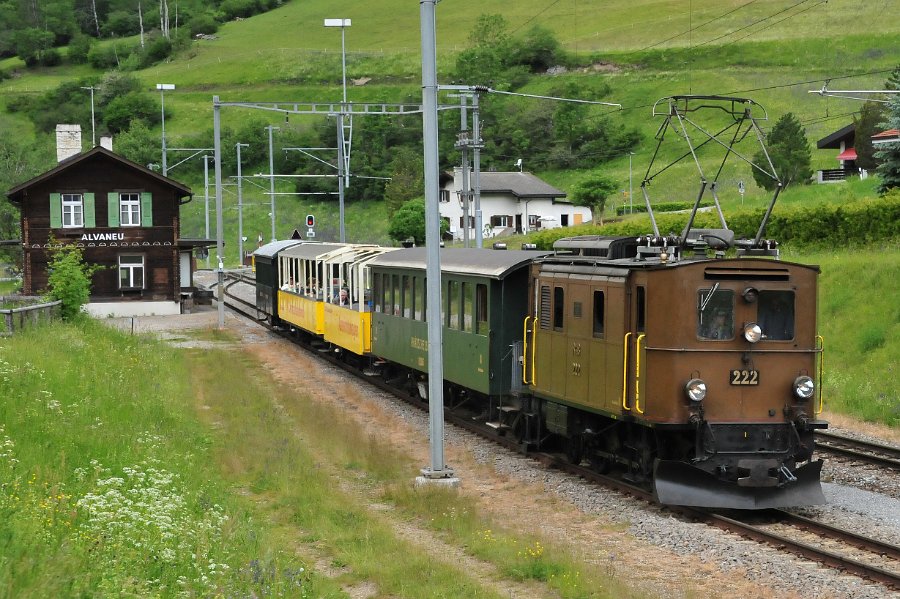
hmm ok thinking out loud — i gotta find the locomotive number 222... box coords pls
[730,369,759,385]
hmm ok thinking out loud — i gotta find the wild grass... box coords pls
[794,244,900,426]
[0,319,632,596]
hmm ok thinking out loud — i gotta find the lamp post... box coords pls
[80,86,96,147]
[236,142,249,266]
[629,152,634,214]
[156,84,175,176]
[266,125,279,242]
[324,18,351,242]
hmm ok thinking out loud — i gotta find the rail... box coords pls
[621,332,632,411]
[634,333,646,414]
[522,316,531,384]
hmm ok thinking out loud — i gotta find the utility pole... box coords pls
[266,125,279,242]
[456,95,470,247]
[203,154,210,268]
[236,142,249,266]
[156,84,175,176]
[212,96,225,329]
[472,91,484,248]
[80,86,96,147]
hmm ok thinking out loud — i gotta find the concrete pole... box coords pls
[419,0,454,483]
[267,125,278,242]
[213,96,225,329]
[337,116,346,242]
[160,89,168,176]
[203,154,210,268]
[460,95,470,248]
[236,142,248,266]
[473,92,483,248]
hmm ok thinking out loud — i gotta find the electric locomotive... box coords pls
[519,233,826,508]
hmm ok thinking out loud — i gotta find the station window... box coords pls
[119,193,141,226]
[475,284,488,335]
[697,287,734,340]
[62,193,83,228]
[553,286,564,331]
[758,290,794,340]
[593,290,605,338]
[448,280,460,330]
[119,254,144,289]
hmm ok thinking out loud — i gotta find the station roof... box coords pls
[368,247,551,279]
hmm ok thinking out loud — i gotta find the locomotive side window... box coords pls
[593,290,605,338]
[553,286,564,331]
[539,285,551,329]
[448,280,460,330]
[697,287,734,340]
[758,290,794,340]
[475,284,488,336]
[635,286,646,333]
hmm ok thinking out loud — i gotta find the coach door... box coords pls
[565,278,591,406]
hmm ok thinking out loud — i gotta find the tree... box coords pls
[388,198,447,246]
[384,148,424,216]
[46,242,102,320]
[103,91,159,133]
[14,27,54,66]
[853,101,887,171]
[571,174,618,224]
[115,120,159,168]
[752,112,812,190]
[875,95,900,195]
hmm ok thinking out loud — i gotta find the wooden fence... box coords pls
[0,297,62,336]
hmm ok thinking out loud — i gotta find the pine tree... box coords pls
[875,95,900,195]
[752,112,812,190]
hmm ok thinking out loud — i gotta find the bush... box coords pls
[220,0,260,20]
[46,243,102,321]
[67,34,93,64]
[87,44,120,69]
[141,35,172,66]
[103,92,160,133]
[187,13,219,36]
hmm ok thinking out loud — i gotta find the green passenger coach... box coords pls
[368,248,549,397]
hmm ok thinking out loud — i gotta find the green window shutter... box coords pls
[84,193,96,228]
[141,192,153,227]
[107,192,120,227]
[49,193,62,228]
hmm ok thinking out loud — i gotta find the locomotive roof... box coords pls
[369,247,551,279]
[252,240,305,259]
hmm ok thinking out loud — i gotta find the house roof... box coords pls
[816,123,855,149]
[873,129,900,145]
[6,146,192,202]
[835,148,857,161]
[478,171,566,200]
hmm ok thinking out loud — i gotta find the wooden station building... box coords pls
[6,129,208,316]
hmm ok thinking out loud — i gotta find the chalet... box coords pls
[440,167,591,240]
[816,123,860,183]
[6,125,208,316]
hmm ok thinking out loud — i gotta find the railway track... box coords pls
[218,273,900,592]
[815,430,900,470]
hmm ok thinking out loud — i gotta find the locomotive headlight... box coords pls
[743,322,762,343]
[685,378,707,402]
[793,375,815,400]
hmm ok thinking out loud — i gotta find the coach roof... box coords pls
[369,247,551,279]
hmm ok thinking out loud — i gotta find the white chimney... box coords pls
[100,136,113,151]
[56,124,82,162]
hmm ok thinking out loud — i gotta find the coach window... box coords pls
[758,290,794,340]
[448,280,460,329]
[475,283,488,335]
[593,290,605,338]
[402,275,411,318]
[373,274,383,313]
[462,282,474,332]
[391,275,400,315]
[553,286,564,331]
[119,254,144,290]
[635,286,646,333]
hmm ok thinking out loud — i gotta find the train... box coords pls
[252,228,828,510]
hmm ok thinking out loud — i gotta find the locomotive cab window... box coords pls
[698,287,734,340]
[758,290,795,340]
[553,286,564,331]
[593,290,605,338]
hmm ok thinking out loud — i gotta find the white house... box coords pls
[439,167,591,240]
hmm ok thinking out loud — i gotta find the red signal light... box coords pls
[306,214,315,227]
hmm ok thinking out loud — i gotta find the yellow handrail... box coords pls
[816,335,825,415]
[634,334,646,415]
[531,319,538,385]
[622,332,632,411]
[522,316,531,384]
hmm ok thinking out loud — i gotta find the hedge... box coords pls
[531,190,900,250]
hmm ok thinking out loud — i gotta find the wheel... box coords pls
[565,435,583,465]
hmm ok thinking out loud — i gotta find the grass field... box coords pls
[0,319,638,597]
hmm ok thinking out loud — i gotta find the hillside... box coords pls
[1,0,899,248]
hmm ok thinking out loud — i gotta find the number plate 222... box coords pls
[730,369,759,385]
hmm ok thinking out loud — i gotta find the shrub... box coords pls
[67,34,93,64]
[87,44,120,69]
[46,243,102,320]
[187,13,219,36]
[220,0,260,20]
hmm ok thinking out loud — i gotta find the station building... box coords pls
[5,125,209,316]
